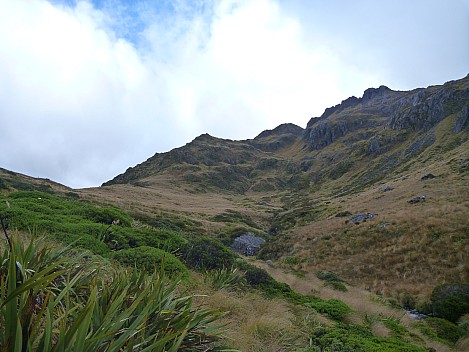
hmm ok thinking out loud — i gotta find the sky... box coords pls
[0,0,468,188]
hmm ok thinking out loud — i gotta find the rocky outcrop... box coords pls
[348,213,377,224]
[302,76,469,151]
[251,123,303,152]
[303,118,380,150]
[454,104,469,132]
[231,233,266,256]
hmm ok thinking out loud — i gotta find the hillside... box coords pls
[1,75,468,351]
[85,75,469,299]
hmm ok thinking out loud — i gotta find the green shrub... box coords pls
[136,228,187,252]
[244,265,274,287]
[307,298,352,321]
[316,270,344,282]
[256,238,290,260]
[80,206,132,226]
[425,317,467,344]
[324,280,348,292]
[431,283,469,322]
[111,246,188,278]
[182,237,236,270]
[310,323,426,351]
[415,317,467,345]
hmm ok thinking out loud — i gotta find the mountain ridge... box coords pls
[103,75,469,195]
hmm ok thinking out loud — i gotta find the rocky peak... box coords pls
[250,123,303,152]
[302,76,469,150]
[362,85,392,101]
[254,123,303,139]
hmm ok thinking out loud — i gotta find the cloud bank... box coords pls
[0,0,468,188]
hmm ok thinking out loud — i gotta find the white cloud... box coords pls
[0,0,467,188]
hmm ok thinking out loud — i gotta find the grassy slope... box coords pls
[1,186,455,351]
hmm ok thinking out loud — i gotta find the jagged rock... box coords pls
[454,104,469,132]
[421,173,436,180]
[266,260,274,267]
[321,96,361,119]
[348,213,377,224]
[408,195,426,204]
[383,185,393,192]
[362,85,392,101]
[231,233,266,256]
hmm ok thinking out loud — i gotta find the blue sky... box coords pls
[0,0,468,188]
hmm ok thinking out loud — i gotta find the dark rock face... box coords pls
[302,76,469,151]
[454,104,469,132]
[231,233,266,256]
[362,85,392,101]
[303,118,379,150]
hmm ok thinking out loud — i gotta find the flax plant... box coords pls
[0,225,227,351]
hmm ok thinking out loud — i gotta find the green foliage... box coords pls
[306,299,352,321]
[328,160,353,180]
[414,317,467,345]
[256,238,290,260]
[0,191,188,258]
[182,237,237,270]
[211,210,258,228]
[382,316,408,337]
[324,281,348,292]
[110,246,188,278]
[0,235,224,351]
[269,204,327,234]
[136,212,204,234]
[240,264,352,321]
[204,266,246,290]
[431,283,469,322]
[316,271,347,291]
[243,265,274,287]
[309,323,426,352]
[284,255,303,266]
[79,206,132,226]
[316,271,344,282]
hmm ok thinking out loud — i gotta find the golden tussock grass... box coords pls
[187,273,313,351]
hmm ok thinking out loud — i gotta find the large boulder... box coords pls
[231,233,266,256]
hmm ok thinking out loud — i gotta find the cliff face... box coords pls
[302,75,469,150]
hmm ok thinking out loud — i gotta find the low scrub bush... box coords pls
[79,206,132,226]
[307,298,352,321]
[416,317,467,345]
[431,283,469,322]
[182,237,236,270]
[0,191,189,260]
[110,246,187,278]
[316,270,344,282]
[310,323,426,351]
[324,280,348,292]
